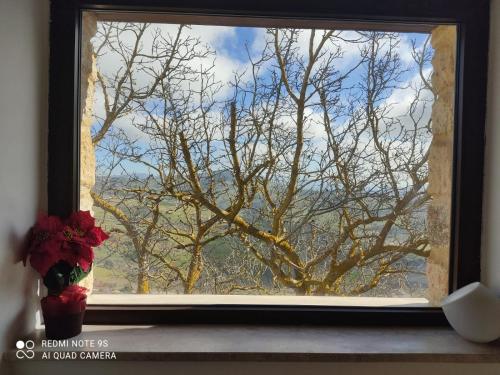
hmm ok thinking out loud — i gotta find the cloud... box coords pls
[383,67,434,132]
[92,22,249,107]
[89,21,435,180]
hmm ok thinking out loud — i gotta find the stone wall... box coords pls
[426,25,456,305]
[79,12,97,292]
[80,12,97,213]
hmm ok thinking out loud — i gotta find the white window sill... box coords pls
[87,294,430,308]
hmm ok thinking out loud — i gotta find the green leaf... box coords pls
[70,265,91,284]
[43,261,91,295]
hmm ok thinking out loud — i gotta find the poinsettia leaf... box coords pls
[69,265,91,284]
[43,261,91,294]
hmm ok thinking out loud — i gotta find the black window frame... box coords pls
[48,0,490,326]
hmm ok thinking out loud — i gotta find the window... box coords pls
[49,0,489,324]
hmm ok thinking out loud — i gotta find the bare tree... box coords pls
[91,24,435,297]
[171,29,433,295]
[91,22,228,293]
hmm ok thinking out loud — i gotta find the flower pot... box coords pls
[42,310,85,340]
[41,294,87,340]
[441,282,500,343]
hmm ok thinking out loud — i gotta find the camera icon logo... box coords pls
[15,340,35,359]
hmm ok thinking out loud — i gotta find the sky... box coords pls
[88,22,438,177]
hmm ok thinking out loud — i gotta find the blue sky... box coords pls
[218,27,257,62]
[91,24,435,177]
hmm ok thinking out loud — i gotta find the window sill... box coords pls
[5,325,500,363]
[87,294,430,307]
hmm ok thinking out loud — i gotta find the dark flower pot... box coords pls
[41,296,86,340]
[42,310,85,340]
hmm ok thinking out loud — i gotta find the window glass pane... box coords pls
[80,12,456,306]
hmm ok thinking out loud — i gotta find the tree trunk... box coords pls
[184,244,203,294]
[137,255,150,294]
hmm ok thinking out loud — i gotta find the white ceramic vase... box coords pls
[441,282,500,343]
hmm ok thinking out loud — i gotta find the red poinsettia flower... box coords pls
[24,211,108,277]
[67,210,95,232]
[23,214,65,275]
[24,214,64,258]
[86,226,109,246]
[33,214,64,236]
[41,285,88,317]
[28,238,64,276]
[59,239,94,272]
[66,211,109,247]
[59,284,88,303]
